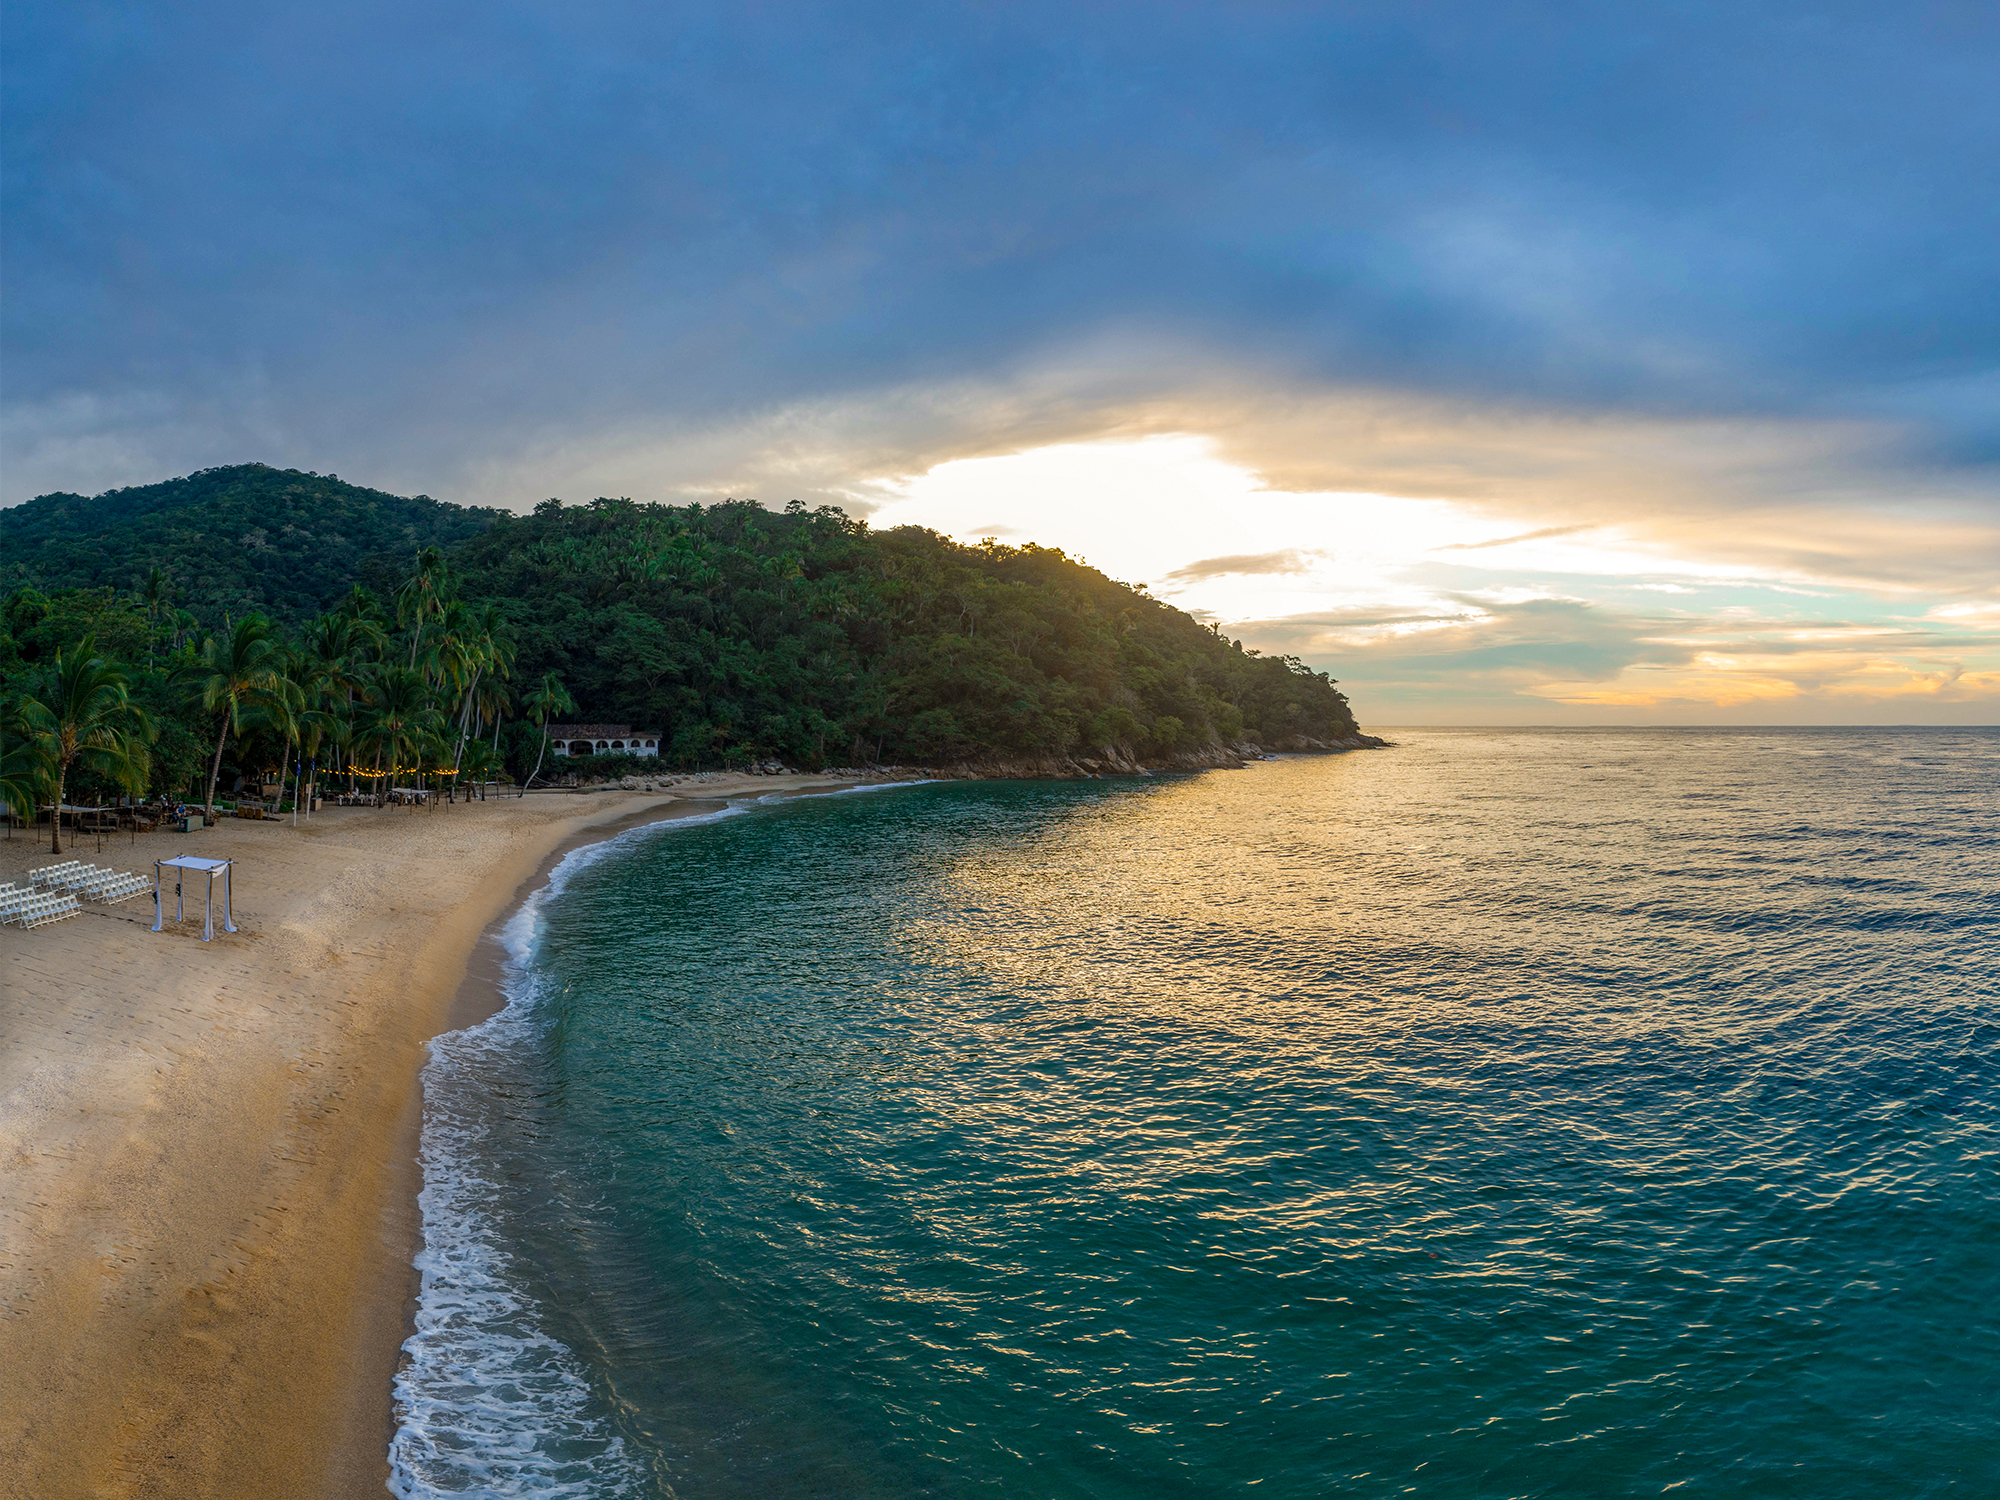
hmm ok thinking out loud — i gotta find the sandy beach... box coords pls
[0,774,895,1499]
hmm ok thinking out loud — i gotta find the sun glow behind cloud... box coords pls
[874,434,1475,612]
[6,1,1995,726]
[868,435,2000,724]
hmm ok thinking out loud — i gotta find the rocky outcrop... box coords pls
[919,732,1390,781]
[582,735,1391,789]
[1257,732,1391,754]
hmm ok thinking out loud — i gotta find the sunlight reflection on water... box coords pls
[395,728,2000,1499]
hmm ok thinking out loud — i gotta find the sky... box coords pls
[4,0,1996,723]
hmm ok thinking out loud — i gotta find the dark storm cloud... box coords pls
[3,0,1997,503]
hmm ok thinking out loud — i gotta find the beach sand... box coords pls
[0,775,892,1499]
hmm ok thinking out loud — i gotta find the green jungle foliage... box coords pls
[460,497,1357,765]
[1,469,1360,822]
[1,463,501,629]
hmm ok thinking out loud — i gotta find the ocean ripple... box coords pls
[393,729,2000,1498]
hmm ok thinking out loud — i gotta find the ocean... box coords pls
[388,728,2000,1499]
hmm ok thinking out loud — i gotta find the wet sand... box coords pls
[0,775,895,1499]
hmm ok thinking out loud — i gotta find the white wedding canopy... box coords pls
[152,855,237,942]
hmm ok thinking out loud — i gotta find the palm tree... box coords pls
[275,699,339,824]
[315,710,358,806]
[522,673,576,787]
[356,666,445,796]
[249,645,312,821]
[180,615,288,819]
[459,738,502,799]
[17,636,153,855]
[296,621,369,816]
[449,604,515,772]
[421,600,477,784]
[0,706,53,837]
[396,547,451,669]
[336,583,389,627]
[308,609,381,674]
[305,608,387,790]
[413,727,453,806]
[141,567,172,670]
[477,675,515,754]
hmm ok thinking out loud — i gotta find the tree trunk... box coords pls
[453,670,480,771]
[528,724,550,787]
[204,711,231,819]
[279,736,294,825]
[50,762,67,855]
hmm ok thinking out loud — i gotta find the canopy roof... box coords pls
[158,855,231,872]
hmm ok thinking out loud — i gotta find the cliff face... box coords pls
[927,733,1390,781]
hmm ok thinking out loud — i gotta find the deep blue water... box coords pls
[390,728,2000,1498]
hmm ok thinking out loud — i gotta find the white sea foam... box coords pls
[753,778,935,806]
[388,807,744,1498]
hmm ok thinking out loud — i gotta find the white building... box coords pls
[546,723,663,758]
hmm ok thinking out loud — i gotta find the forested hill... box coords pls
[2,465,1366,777]
[454,497,1361,765]
[2,465,502,628]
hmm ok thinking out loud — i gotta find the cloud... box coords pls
[5,0,1996,726]
[1227,593,2000,724]
[4,1,1997,528]
[1241,596,1672,684]
[1156,549,1320,586]
[1433,525,1594,552]
[390,361,1997,603]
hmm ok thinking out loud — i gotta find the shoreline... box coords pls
[366,793,750,1487]
[0,773,911,1499]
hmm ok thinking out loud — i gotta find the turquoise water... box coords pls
[391,729,2000,1498]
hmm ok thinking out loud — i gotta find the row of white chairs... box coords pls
[0,880,82,929]
[29,861,151,904]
